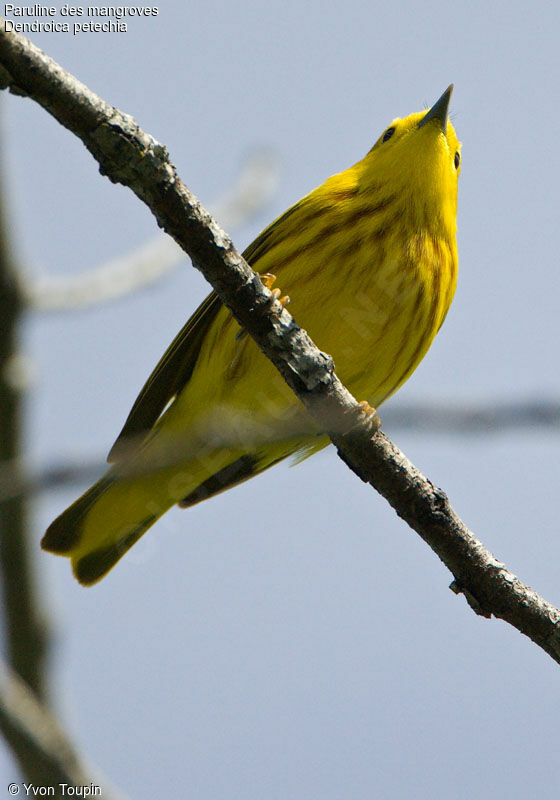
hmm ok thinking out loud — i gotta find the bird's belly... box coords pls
[299,266,442,407]
[170,240,453,447]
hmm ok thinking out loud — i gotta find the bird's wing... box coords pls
[107,290,223,462]
[107,200,306,463]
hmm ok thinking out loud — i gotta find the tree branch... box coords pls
[0,396,558,502]
[0,81,122,792]
[0,660,127,798]
[0,94,50,704]
[2,24,559,664]
[21,149,280,312]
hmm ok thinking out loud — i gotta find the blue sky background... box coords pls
[2,1,560,797]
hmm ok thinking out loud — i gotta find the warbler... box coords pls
[43,86,461,585]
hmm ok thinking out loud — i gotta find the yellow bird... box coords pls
[43,86,461,585]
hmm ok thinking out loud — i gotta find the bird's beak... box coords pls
[418,85,453,133]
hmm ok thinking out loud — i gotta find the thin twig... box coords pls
[21,149,280,312]
[1,24,559,664]
[382,398,560,433]
[0,397,558,502]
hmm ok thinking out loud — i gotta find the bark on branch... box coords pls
[1,23,559,664]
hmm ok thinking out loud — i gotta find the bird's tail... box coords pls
[42,430,323,585]
[41,469,175,586]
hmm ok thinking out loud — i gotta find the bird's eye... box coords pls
[454,151,461,169]
[382,127,395,143]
